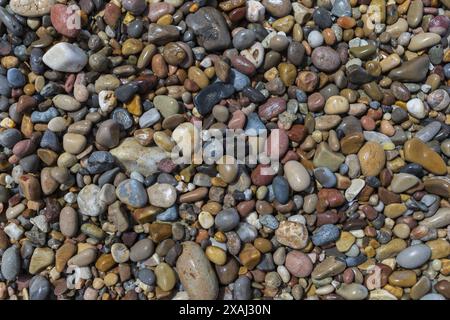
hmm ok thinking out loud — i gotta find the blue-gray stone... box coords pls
[230,69,250,91]
[40,82,64,97]
[295,89,307,103]
[272,176,290,204]
[31,107,59,123]
[245,112,266,136]
[234,276,251,300]
[332,0,352,17]
[396,244,432,269]
[312,224,340,246]
[1,246,21,281]
[40,130,62,152]
[345,254,367,267]
[157,206,179,222]
[115,82,139,103]
[0,75,11,96]
[236,222,258,243]
[256,253,275,271]
[30,48,45,74]
[194,82,235,116]
[0,128,21,148]
[137,268,155,285]
[0,7,24,36]
[242,86,266,103]
[29,275,50,300]
[6,68,25,88]
[215,208,240,232]
[87,151,116,174]
[111,108,133,130]
[116,179,148,208]
[415,121,441,142]
[232,29,256,50]
[421,293,446,300]
[139,108,161,128]
[259,214,279,230]
[314,167,337,188]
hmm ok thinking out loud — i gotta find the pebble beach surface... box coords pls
[0,0,449,301]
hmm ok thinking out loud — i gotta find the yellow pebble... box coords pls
[383,284,403,299]
[157,14,173,25]
[205,246,227,265]
[189,3,199,12]
[123,12,135,24]
[382,142,395,151]
[0,118,15,128]
[125,95,142,116]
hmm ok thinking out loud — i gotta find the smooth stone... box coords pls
[234,276,252,300]
[29,247,54,274]
[52,94,81,112]
[215,208,240,232]
[43,43,88,73]
[59,206,78,237]
[185,7,231,52]
[396,244,431,269]
[335,284,368,300]
[345,178,365,201]
[314,142,345,172]
[154,95,180,118]
[408,33,441,52]
[312,224,340,246]
[139,108,161,128]
[358,141,386,177]
[155,262,176,291]
[311,256,346,280]
[314,167,337,188]
[284,160,311,192]
[404,138,447,175]
[272,176,290,204]
[10,0,55,17]
[77,184,107,217]
[415,122,441,142]
[419,208,450,229]
[388,55,430,82]
[29,275,50,300]
[390,173,420,193]
[176,241,219,300]
[147,183,177,208]
[275,221,309,249]
[1,246,21,281]
[406,98,426,119]
[311,47,341,73]
[285,250,313,277]
[194,83,235,116]
[116,179,148,208]
[130,238,154,262]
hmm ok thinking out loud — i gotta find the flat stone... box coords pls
[396,244,432,269]
[390,173,420,193]
[186,7,231,52]
[358,141,386,177]
[404,138,447,175]
[313,142,345,172]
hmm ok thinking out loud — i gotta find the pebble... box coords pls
[396,244,432,269]
[42,43,88,73]
[116,179,148,208]
[176,241,219,300]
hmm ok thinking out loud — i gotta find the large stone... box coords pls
[404,138,447,175]
[110,138,169,176]
[42,42,88,73]
[186,7,231,52]
[176,241,219,299]
[10,0,56,17]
